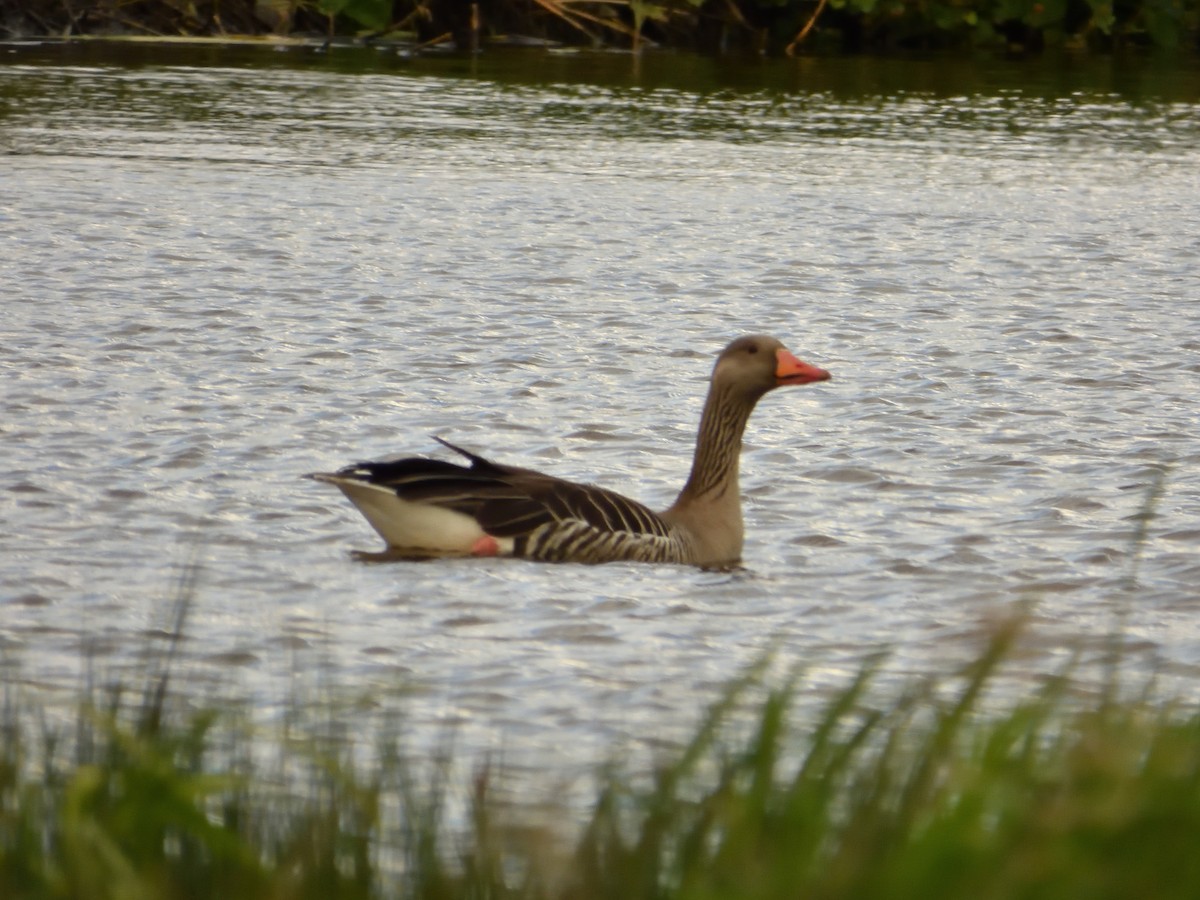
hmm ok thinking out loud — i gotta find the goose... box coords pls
[309,335,830,567]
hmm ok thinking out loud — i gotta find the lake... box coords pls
[3,39,1199,787]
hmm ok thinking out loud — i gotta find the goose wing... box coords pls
[339,438,673,541]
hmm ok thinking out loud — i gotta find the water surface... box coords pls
[3,41,1199,783]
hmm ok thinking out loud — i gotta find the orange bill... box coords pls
[775,348,831,385]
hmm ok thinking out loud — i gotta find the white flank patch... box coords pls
[320,477,513,556]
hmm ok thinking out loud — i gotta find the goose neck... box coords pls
[678,383,759,504]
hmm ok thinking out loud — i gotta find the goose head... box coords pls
[711,335,831,400]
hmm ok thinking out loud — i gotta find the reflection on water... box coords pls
[2,42,1199,782]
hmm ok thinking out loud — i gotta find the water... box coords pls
[3,41,1200,783]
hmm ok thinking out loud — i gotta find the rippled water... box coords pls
[3,42,1199,781]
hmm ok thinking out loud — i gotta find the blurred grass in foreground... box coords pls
[4,599,1200,900]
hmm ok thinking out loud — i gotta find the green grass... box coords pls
[4,603,1200,900]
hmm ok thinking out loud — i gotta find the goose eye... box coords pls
[746,344,758,354]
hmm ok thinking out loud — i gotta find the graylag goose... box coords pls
[310,335,830,567]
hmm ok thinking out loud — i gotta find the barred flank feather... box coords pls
[520,519,690,564]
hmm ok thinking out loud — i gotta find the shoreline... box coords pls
[3,0,1198,57]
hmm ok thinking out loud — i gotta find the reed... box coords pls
[4,597,1200,900]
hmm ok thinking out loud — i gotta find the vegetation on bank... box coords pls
[1,0,1197,54]
[4,605,1200,900]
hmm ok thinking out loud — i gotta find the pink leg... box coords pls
[471,534,501,557]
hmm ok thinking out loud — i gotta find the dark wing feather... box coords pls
[492,472,673,540]
[337,441,673,540]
